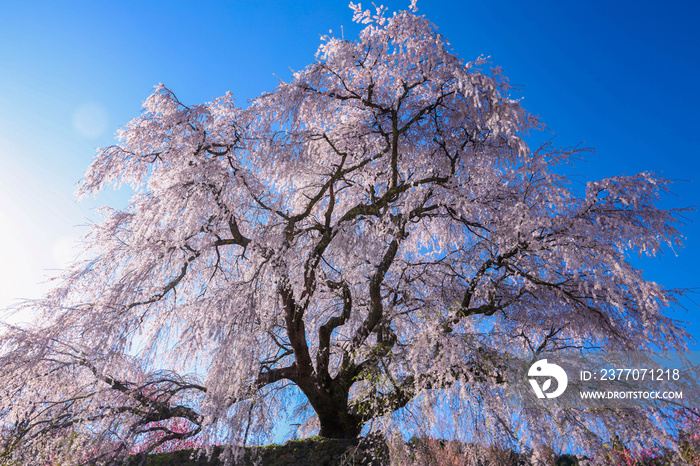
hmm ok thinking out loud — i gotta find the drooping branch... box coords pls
[350,347,508,422]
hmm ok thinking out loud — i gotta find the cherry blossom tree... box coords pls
[0,2,693,463]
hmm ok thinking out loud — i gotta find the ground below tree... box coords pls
[129,436,586,465]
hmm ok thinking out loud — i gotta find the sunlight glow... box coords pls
[73,102,109,139]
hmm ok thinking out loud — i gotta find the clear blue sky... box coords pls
[1,1,698,349]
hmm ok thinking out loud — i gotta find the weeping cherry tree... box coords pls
[0,2,693,464]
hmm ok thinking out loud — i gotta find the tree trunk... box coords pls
[296,377,363,439]
[318,410,363,439]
